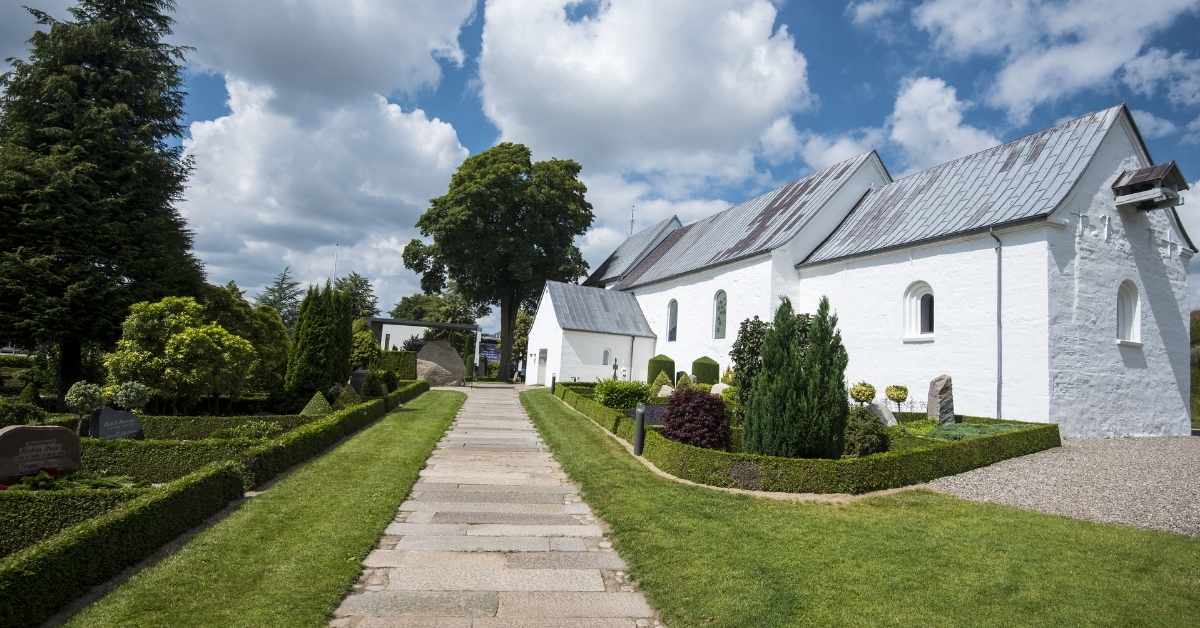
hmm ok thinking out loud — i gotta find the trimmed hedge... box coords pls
[0,355,32,368]
[0,489,146,559]
[83,438,255,484]
[554,386,1060,494]
[386,380,430,408]
[691,356,720,385]
[647,354,674,385]
[378,350,418,380]
[0,461,246,628]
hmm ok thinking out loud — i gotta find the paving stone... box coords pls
[400,502,583,515]
[431,511,583,525]
[411,491,570,505]
[364,550,505,569]
[549,537,588,552]
[471,619,638,628]
[465,524,603,537]
[395,536,551,552]
[495,592,655,618]
[383,523,468,536]
[338,618,471,628]
[504,551,628,570]
[335,591,498,618]
[387,566,604,592]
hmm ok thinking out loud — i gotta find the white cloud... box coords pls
[1131,109,1179,140]
[913,0,1200,122]
[480,0,812,187]
[847,0,904,26]
[0,1,73,75]
[798,128,886,170]
[1185,115,1200,144]
[888,77,1000,171]
[1123,48,1200,108]
[171,0,476,112]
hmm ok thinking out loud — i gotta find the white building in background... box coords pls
[525,105,1194,438]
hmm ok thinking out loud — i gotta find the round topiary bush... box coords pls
[843,406,889,456]
[594,379,650,410]
[663,386,731,450]
[647,355,675,386]
[849,381,876,406]
[691,356,719,385]
[885,384,908,411]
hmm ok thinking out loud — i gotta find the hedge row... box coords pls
[553,386,1061,494]
[0,381,433,627]
[54,414,311,441]
[378,351,418,380]
[0,461,246,628]
[0,489,146,559]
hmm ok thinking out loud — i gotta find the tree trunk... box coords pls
[498,292,515,381]
[57,336,83,403]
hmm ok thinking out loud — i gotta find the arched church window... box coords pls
[904,281,934,339]
[1117,280,1140,343]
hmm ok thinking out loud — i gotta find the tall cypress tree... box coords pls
[285,283,352,398]
[797,296,849,459]
[0,0,202,396]
[744,298,804,457]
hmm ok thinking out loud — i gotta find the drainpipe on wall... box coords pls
[628,336,636,381]
[989,227,1003,420]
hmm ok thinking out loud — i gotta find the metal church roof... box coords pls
[804,105,1127,265]
[620,152,874,288]
[544,281,656,337]
[584,216,681,287]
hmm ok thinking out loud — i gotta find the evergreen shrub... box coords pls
[300,391,332,416]
[334,385,362,409]
[675,372,691,388]
[843,406,889,456]
[663,387,730,450]
[691,356,719,385]
[849,382,876,406]
[378,350,418,380]
[0,397,46,428]
[646,355,675,385]
[594,379,650,410]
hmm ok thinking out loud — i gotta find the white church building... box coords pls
[525,105,1193,438]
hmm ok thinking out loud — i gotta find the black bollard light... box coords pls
[633,402,646,456]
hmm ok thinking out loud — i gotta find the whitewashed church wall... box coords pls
[559,330,655,383]
[524,288,564,386]
[788,227,1051,423]
[629,256,774,380]
[1046,118,1193,437]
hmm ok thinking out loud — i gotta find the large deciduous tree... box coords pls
[404,143,593,379]
[0,0,203,398]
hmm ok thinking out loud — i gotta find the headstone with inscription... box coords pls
[0,425,82,482]
[348,369,370,395]
[88,407,143,440]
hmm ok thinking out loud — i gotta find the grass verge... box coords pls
[64,390,464,628]
[522,389,1200,627]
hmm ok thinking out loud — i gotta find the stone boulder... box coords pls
[927,374,954,424]
[710,382,730,397]
[416,340,466,386]
[867,401,898,427]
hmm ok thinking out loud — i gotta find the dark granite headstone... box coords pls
[0,425,82,482]
[89,407,143,439]
[927,374,955,424]
[627,403,668,426]
[348,369,370,395]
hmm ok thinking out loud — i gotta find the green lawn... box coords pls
[66,390,465,628]
[521,389,1200,627]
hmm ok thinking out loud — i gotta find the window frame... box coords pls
[1116,280,1141,345]
[903,281,935,343]
[712,290,727,340]
[667,299,678,342]
[602,348,611,365]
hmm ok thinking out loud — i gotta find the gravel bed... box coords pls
[929,437,1200,536]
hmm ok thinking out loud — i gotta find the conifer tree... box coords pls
[744,299,805,456]
[257,266,304,329]
[796,296,849,458]
[285,283,351,397]
[0,0,203,396]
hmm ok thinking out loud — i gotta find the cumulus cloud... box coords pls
[480,0,812,187]
[846,0,904,26]
[1123,48,1200,108]
[1131,109,1180,140]
[888,77,1000,171]
[913,0,1200,122]
[1185,116,1200,144]
[171,0,476,113]
[181,79,468,310]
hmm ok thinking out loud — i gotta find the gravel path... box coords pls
[929,437,1200,536]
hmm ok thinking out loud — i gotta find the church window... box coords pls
[713,290,727,339]
[904,281,934,340]
[667,299,678,342]
[1117,281,1140,343]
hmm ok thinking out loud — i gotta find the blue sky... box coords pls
[4,1,1200,329]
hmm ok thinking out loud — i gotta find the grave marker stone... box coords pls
[349,368,370,395]
[927,374,955,424]
[89,407,143,439]
[0,425,82,482]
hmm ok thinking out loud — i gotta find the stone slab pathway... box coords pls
[333,385,661,627]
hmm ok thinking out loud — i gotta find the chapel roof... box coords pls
[583,215,681,287]
[542,281,656,338]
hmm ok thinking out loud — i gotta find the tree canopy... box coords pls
[256,266,304,329]
[0,0,202,396]
[285,284,352,398]
[403,142,593,378]
[335,272,379,320]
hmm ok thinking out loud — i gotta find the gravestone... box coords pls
[348,369,370,395]
[868,401,898,427]
[416,340,466,386]
[627,403,668,426]
[89,407,143,439]
[710,382,730,397]
[927,374,955,424]
[656,384,674,398]
[0,425,82,482]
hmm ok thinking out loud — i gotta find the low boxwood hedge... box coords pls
[0,461,246,628]
[554,386,1060,494]
[54,414,312,441]
[386,380,429,408]
[82,438,255,484]
[0,489,147,559]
